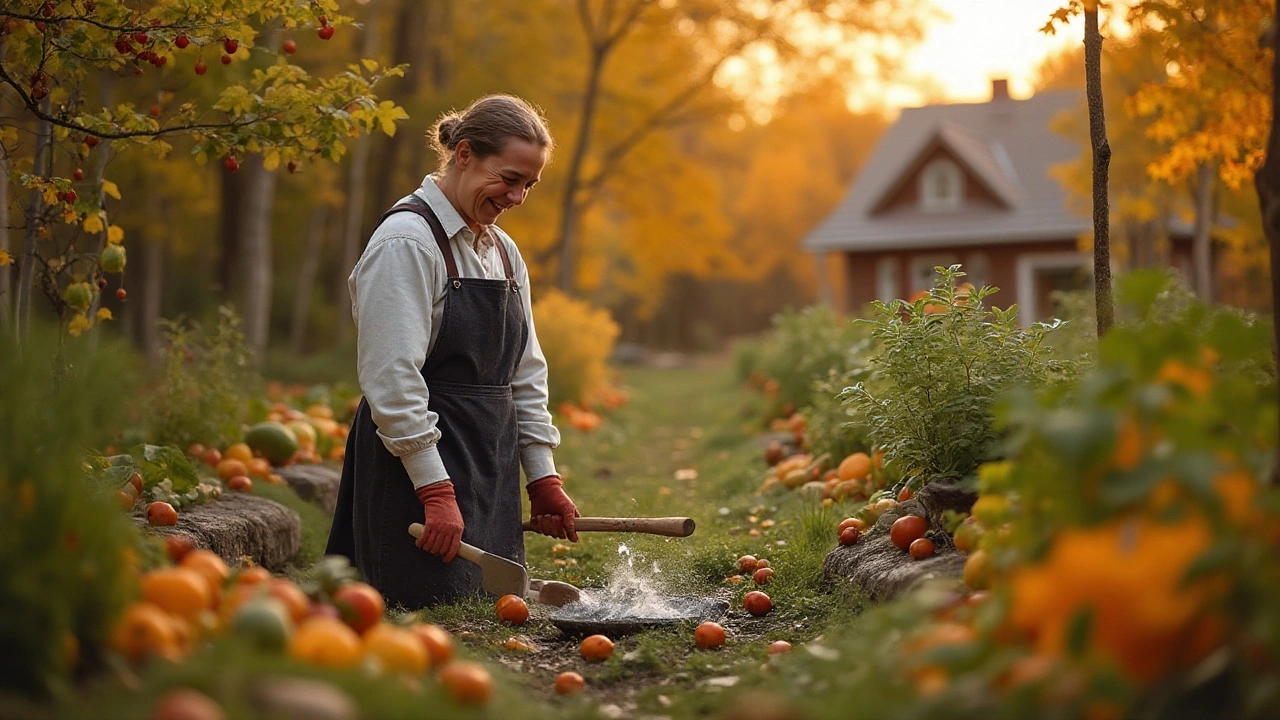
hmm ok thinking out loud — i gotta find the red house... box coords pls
[804,80,1200,323]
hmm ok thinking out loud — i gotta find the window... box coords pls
[875,257,899,302]
[919,159,963,212]
[910,255,959,294]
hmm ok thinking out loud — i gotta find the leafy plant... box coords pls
[804,362,874,461]
[145,305,258,449]
[0,326,138,697]
[844,265,1069,480]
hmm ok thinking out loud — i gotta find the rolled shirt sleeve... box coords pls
[350,235,451,489]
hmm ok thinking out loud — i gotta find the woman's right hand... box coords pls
[414,481,465,562]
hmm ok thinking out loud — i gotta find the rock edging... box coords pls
[138,493,302,571]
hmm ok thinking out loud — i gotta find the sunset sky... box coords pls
[857,0,1110,111]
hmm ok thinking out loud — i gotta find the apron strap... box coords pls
[375,196,459,278]
[494,238,516,281]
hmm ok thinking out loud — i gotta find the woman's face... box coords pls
[452,138,547,229]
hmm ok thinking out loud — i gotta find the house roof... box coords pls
[804,90,1091,253]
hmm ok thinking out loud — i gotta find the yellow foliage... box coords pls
[0,250,12,266]
[531,290,619,408]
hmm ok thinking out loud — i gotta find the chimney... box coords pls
[991,78,1010,101]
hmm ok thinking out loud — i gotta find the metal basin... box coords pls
[549,595,729,636]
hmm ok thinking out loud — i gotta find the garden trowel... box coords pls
[407,523,528,599]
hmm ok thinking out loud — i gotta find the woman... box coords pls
[327,94,581,609]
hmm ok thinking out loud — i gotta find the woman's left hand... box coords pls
[526,475,580,542]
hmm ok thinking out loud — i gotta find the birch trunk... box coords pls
[1084,6,1114,336]
[239,154,278,358]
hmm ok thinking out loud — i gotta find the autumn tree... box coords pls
[544,0,929,293]
[0,0,405,352]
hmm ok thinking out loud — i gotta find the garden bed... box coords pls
[136,493,302,571]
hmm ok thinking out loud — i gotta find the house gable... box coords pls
[871,142,1008,215]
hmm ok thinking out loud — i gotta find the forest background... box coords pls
[0,0,1269,375]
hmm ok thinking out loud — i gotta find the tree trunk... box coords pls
[1191,162,1215,300]
[0,137,10,329]
[15,97,52,342]
[555,45,607,292]
[1256,10,1280,487]
[239,154,279,358]
[334,0,385,346]
[289,205,328,355]
[141,193,165,366]
[1084,6,1114,336]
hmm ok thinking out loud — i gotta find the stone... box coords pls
[249,677,358,720]
[277,462,341,514]
[139,493,301,571]
[822,478,978,600]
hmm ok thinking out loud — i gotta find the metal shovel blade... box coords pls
[407,523,529,599]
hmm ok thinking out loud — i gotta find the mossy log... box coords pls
[277,463,341,515]
[138,493,301,571]
[822,479,978,600]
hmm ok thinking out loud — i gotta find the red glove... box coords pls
[415,481,464,562]
[526,475,579,542]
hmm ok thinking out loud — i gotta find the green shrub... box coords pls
[145,305,259,449]
[531,289,620,409]
[753,305,867,416]
[0,327,139,697]
[843,265,1070,480]
[804,362,874,460]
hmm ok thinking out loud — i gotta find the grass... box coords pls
[409,360,867,716]
[253,481,332,571]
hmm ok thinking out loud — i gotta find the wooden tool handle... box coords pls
[406,523,484,563]
[522,516,695,537]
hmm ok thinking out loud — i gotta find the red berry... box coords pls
[220,54,231,65]
[72,168,83,181]
[41,2,55,18]
[63,189,76,203]
[115,36,132,54]
[149,105,161,117]
[282,39,296,54]
[174,34,189,49]
[194,60,207,75]
[223,38,237,54]
[35,21,46,33]
[133,32,148,44]
[116,288,127,300]
[97,277,108,290]
[318,15,328,26]
[149,18,161,27]
[84,135,99,148]
[225,156,239,172]
[317,25,334,40]
[286,161,297,174]
[153,55,166,67]
[84,0,95,11]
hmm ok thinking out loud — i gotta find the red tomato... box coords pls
[909,537,935,560]
[890,515,928,550]
[332,582,384,634]
[838,527,860,546]
[744,591,772,617]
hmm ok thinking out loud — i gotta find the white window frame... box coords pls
[1015,251,1091,326]
[919,159,963,212]
[875,256,900,302]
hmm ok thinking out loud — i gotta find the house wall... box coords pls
[840,239,1084,320]
[876,145,1004,214]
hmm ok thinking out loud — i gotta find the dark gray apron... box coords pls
[326,195,528,609]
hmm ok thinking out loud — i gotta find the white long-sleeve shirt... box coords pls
[349,175,560,490]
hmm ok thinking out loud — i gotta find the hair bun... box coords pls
[437,116,460,148]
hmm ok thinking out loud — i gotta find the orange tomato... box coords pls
[226,475,253,493]
[111,601,179,663]
[752,567,775,585]
[363,624,429,674]
[216,459,247,481]
[409,623,455,666]
[554,671,585,695]
[909,538,936,560]
[147,501,178,526]
[267,579,311,624]
[201,447,222,467]
[695,621,726,649]
[181,549,231,598]
[495,594,529,625]
[768,640,792,655]
[236,566,272,586]
[890,515,928,550]
[438,661,493,705]
[289,616,363,668]
[224,442,254,463]
[245,457,272,480]
[579,634,614,662]
[837,453,872,482]
[332,582,384,634]
[744,591,772,617]
[141,567,214,622]
[737,555,758,572]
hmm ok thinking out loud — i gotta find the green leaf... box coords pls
[130,444,200,493]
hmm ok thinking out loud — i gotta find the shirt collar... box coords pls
[416,175,472,241]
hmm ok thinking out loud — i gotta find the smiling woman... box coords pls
[326,94,584,609]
